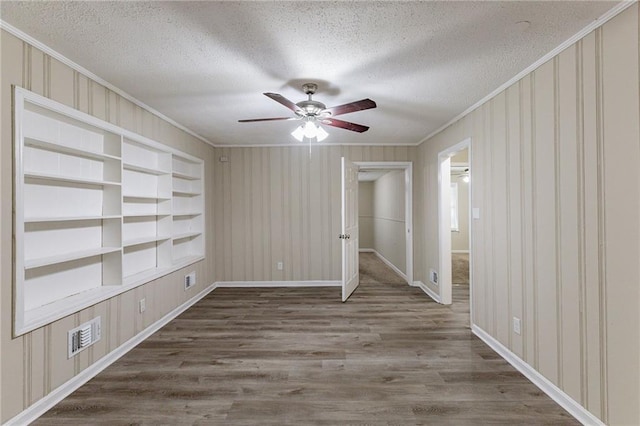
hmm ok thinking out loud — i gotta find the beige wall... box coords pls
[415,6,640,424]
[358,181,374,248]
[213,145,416,282]
[372,170,406,274]
[1,30,216,422]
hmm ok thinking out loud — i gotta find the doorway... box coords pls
[450,148,471,311]
[354,162,413,286]
[437,138,471,306]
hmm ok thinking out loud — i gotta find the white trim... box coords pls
[4,282,218,426]
[0,20,214,147]
[472,325,606,426]
[416,1,635,146]
[215,280,341,288]
[358,248,375,253]
[363,249,408,282]
[436,138,472,307]
[411,281,443,304]
[217,143,418,148]
[451,250,470,254]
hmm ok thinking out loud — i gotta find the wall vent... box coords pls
[68,317,101,358]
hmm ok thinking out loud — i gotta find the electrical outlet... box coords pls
[184,272,196,290]
[139,298,146,313]
[429,269,439,285]
[513,317,521,335]
[277,261,283,271]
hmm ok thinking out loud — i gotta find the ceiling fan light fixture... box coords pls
[291,121,329,142]
[291,125,305,142]
[316,125,328,142]
[303,121,319,139]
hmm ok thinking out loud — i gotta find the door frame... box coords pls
[354,161,413,286]
[437,138,471,306]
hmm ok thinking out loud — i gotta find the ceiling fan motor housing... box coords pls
[296,100,327,117]
[296,83,329,117]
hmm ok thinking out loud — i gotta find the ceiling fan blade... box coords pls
[323,98,376,117]
[321,118,370,133]
[264,92,304,114]
[238,117,298,123]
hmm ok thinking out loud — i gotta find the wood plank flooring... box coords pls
[35,254,577,425]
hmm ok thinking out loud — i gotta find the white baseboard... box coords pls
[358,248,375,253]
[451,250,470,254]
[471,325,605,426]
[411,280,443,304]
[215,280,341,288]
[5,283,218,426]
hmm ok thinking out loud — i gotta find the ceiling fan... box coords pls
[238,83,376,141]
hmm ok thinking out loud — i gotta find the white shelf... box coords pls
[122,266,171,287]
[172,212,202,218]
[172,189,200,196]
[22,285,123,335]
[123,194,171,201]
[123,235,171,248]
[123,162,170,176]
[25,246,121,270]
[14,87,205,336]
[172,171,200,180]
[25,137,121,161]
[25,171,121,187]
[124,213,170,218]
[25,215,120,223]
[172,231,201,241]
[173,254,204,268]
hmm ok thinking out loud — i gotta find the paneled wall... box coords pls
[0,30,216,422]
[372,170,406,274]
[415,6,640,424]
[213,145,415,282]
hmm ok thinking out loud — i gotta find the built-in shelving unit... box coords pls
[13,87,205,336]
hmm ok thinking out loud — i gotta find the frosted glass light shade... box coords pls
[316,125,328,141]
[291,125,305,141]
[303,121,317,138]
[291,122,329,142]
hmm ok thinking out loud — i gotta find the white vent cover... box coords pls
[68,317,101,358]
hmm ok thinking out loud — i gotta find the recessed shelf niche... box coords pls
[13,87,205,336]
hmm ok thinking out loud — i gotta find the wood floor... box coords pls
[35,255,577,425]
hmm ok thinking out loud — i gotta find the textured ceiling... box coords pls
[1,1,618,146]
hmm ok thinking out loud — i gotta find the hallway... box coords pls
[35,255,576,424]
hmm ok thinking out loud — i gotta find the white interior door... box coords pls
[341,157,359,301]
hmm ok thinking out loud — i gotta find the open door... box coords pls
[341,157,359,301]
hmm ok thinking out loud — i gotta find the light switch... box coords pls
[472,207,480,219]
